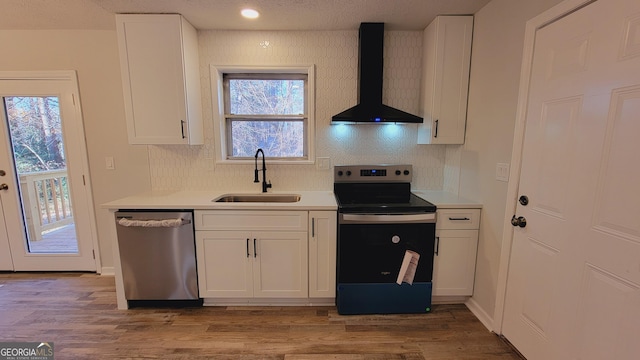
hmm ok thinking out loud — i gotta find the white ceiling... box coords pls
[1,0,491,31]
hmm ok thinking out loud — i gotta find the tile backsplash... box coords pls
[149,30,451,192]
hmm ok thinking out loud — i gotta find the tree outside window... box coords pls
[223,72,309,160]
[4,96,66,173]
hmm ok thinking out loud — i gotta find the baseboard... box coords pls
[100,266,115,276]
[203,298,335,307]
[465,297,494,332]
[432,295,469,304]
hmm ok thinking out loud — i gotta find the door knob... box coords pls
[511,215,527,228]
[0,183,8,191]
[0,170,5,176]
[519,195,529,206]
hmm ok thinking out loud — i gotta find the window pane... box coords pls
[230,120,304,158]
[5,97,66,172]
[229,79,304,115]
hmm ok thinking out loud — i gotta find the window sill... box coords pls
[216,159,315,165]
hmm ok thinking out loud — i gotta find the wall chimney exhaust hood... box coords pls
[332,23,423,124]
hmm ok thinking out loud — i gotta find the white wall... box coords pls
[0,30,151,270]
[460,0,564,323]
[0,2,569,295]
[147,30,449,192]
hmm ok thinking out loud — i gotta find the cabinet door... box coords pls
[432,229,479,296]
[253,231,308,298]
[196,231,253,298]
[309,211,337,298]
[418,16,473,145]
[115,14,203,145]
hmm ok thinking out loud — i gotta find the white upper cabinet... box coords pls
[417,16,473,145]
[116,14,203,145]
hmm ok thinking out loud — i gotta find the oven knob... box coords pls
[346,170,352,176]
[391,235,400,244]
[337,171,343,176]
[395,170,401,175]
[404,170,410,175]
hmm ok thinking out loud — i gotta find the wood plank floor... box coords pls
[29,224,78,253]
[0,273,523,359]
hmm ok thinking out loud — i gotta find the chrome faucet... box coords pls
[254,148,272,193]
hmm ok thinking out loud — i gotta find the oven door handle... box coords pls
[340,213,436,224]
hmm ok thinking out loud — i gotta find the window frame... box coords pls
[210,65,315,164]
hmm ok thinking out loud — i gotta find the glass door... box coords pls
[0,72,97,271]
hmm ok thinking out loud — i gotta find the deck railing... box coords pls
[19,169,73,241]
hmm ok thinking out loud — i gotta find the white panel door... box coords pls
[253,231,308,298]
[196,230,253,298]
[433,229,478,296]
[308,211,337,298]
[503,0,640,359]
[0,204,14,270]
[0,72,97,271]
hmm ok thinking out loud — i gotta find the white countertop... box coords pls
[413,190,482,209]
[102,190,338,211]
[102,189,481,211]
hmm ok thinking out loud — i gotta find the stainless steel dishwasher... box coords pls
[115,210,199,304]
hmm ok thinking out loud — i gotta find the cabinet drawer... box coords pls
[195,210,308,231]
[437,209,480,230]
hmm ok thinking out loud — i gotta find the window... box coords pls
[212,66,314,162]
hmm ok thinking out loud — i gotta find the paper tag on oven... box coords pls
[396,250,420,285]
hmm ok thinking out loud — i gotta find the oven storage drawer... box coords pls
[337,222,436,283]
[337,282,432,314]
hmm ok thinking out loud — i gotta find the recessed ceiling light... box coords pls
[241,8,260,19]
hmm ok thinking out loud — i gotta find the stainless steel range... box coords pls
[333,164,436,315]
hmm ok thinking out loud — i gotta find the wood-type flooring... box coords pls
[0,272,523,359]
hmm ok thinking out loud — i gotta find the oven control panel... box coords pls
[334,164,413,182]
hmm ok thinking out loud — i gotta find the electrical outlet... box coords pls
[496,163,510,182]
[317,157,331,170]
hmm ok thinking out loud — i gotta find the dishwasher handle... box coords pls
[117,217,191,228]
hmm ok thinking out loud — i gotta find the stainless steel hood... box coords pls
[332,23,423,124]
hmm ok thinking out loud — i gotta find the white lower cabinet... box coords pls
[253,231,308,298]
[196,230,308,298]
[194,210,336,302]
[308,211,337,298]
[433,208,481,297]
[196,230,253,298]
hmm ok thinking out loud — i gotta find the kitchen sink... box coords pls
[213,193,301,203]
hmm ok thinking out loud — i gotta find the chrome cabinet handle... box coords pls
[180,120,186,139]
[448,217,470,221]
[254,238,257,258]
[435,236,439,256]
[246,238,250,258]
[434,119,439,138]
